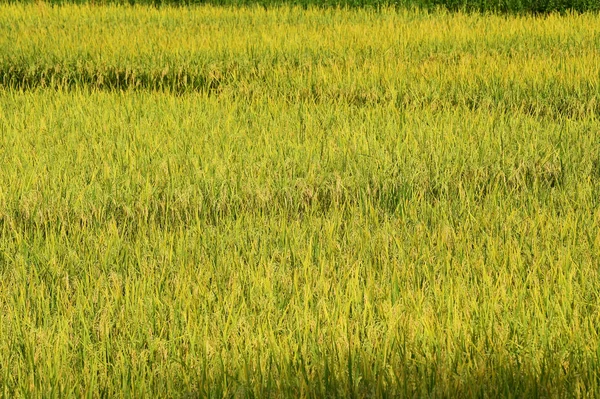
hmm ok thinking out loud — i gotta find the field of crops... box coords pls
[6,0,600,13]
[1,3,600,397]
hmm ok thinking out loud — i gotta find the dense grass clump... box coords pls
[1,4,600,398]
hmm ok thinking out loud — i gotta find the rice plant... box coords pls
[0,4,599,398]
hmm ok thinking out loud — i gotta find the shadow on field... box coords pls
[0,65,224,94]
[0,161,580,238]
[139,354,600,398]
[1,64,599,120]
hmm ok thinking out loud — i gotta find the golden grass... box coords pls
[0,4,599,397]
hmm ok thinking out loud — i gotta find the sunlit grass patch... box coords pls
[0,5,599,397]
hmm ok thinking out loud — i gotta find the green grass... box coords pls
[1,4,600,397]
[1,5,599,117]
[2,0,599,13]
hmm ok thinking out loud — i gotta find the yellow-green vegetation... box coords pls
[1,4,600,397]
[4,0,600,14]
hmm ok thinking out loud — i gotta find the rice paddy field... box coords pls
[1,3,600,397]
